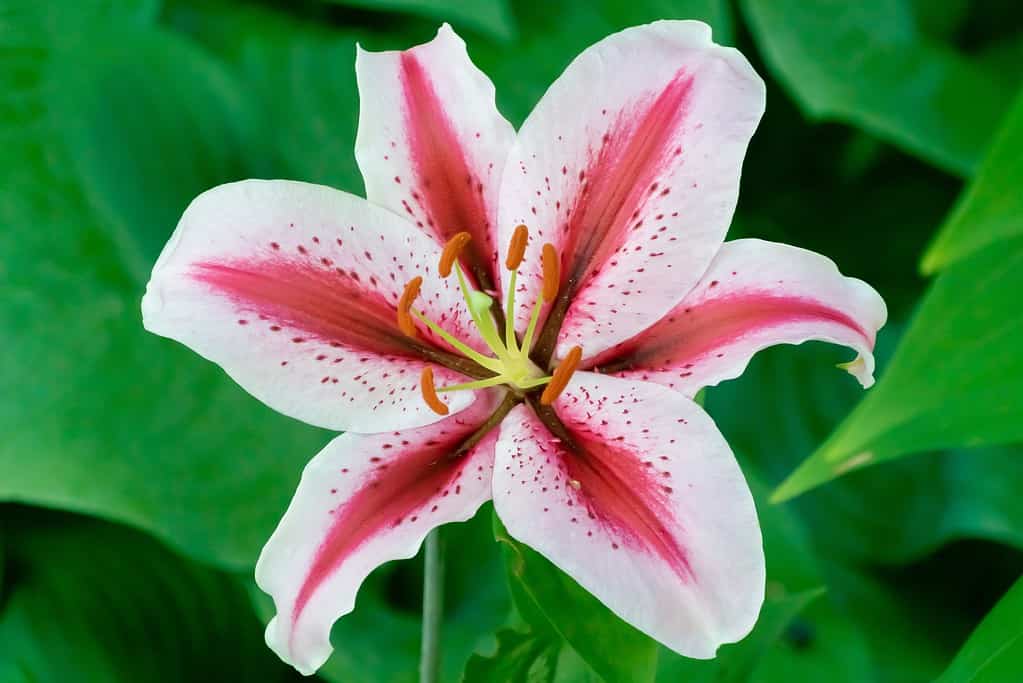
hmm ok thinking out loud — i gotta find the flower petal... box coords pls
[585,239,888,393]
[257,389,507,675]
[493,373,764,658]
[142,179,485,433]
[356,24,515,289]
[498,20,765,362]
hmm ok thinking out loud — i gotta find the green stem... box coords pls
[420,529,444,683]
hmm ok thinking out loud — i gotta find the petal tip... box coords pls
[263,615,331,677]
[838,354,876,388]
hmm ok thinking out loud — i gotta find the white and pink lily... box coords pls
[142,21,886,676]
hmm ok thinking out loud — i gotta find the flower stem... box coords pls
[420,529,444,683]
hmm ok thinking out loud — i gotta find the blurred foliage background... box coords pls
[2,0,1023,681]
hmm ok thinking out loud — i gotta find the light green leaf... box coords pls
[773,235,1023,501]
[709,342,1023,564]
[494,514,659,683]
[740,0,1015,176]
[324,0,517,42]
[165,0,371,193]
[922,88,1023,272]
[462,628,560,683]
[0,508,299,683]
[0,12,329,569]
[937,575,1023,683]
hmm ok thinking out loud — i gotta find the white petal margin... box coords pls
[142,179,483,434]
[257,389,504,675]
[355,24,515,285]
[493,372,764,658]
[586,239,888,393]
[498,20,765,361]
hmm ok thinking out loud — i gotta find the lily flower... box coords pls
[142,21,886,676]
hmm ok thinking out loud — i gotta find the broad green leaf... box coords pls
[0,508,299,683]
[324,0,517,42]
[937,575,1023,683]
[494,514,659,683]
[710,343,1023,565]
[0,12,328,569]
[164,0,368,192]
[463,628,560,683]
[708,343,1014,679]
[922,88,1023,272]
[0,0,161,30]
[772,236,1023,501]
[740,0,1015,176]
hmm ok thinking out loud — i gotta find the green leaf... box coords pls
[709,342,1023,564]
[707,342,1018,679]
[463,628,560,683]
[772,235,1023,501]
[922,88,1023,272]
[0,11,329,569]
[323,0,518,43]
[937,575,1023,683]
[740,0,1015,176]
[164,0,372,193]
[494,514,659,683]
[0,508,299,683]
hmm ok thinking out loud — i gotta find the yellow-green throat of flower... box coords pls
[397,225,582,415]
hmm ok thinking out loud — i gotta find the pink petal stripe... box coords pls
[142,180,481,433]
[193,257,413,357]
[257,390,504,675]
[537,404,693,580]
[493,373,763,658]
[399,50,498,282]
[497,21,765,362]
[355,25,514,288]
[556,70,694,303]
[587,239,888,394]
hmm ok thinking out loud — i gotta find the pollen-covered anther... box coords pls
[540,345,583,406]
[397,276,423,337]
[506,224,529,270]
[438,232,473,277]
[419,366,449,415]
[541,242,560,302]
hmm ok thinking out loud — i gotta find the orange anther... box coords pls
[505,224,529,270]
[439,232,472,277]
[397,276,423,337]
[541,242,560,302]
[419,366,449,415]
[540,345,583,406]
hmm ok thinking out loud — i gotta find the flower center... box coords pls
[397,226,581,414]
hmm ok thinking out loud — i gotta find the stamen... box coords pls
[439,232,472,278]
[437,375,512,392]
[410,308,504,373]
[397,276,423,337]
[505,224,529,270]
[540,345,582,406]
[504,225,530,351]
[419,366,449,415]
[541,243,560,302]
